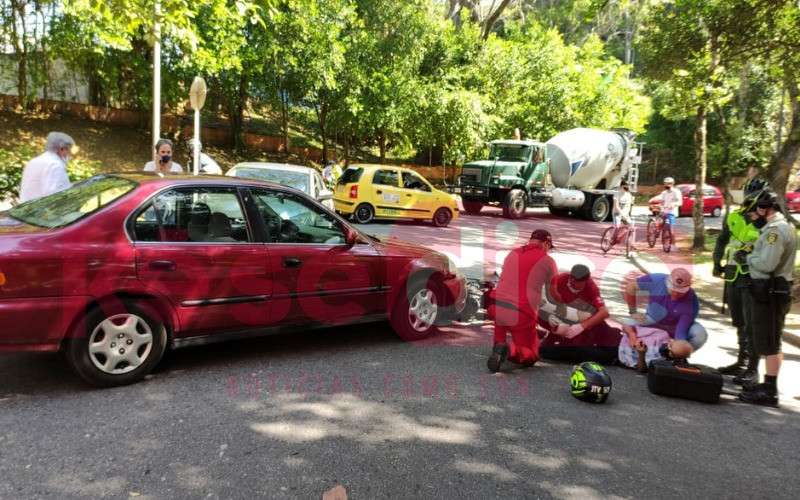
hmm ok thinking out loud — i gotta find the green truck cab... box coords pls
[449,140,548,219]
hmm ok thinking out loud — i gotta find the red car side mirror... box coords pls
[345,227,357,247]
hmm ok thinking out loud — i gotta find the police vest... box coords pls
[724,211,760,281]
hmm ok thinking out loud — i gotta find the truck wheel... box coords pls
[353,203,374,224]
[462,201,483,214]
[502,189,527,219]
[588,196,611,222]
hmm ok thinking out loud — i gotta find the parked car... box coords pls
[333,164,459,227]
[0,174,466,387]
[227,162,334,210]
[785,190,800,213]
[648,184,723,217]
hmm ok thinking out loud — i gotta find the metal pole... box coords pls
[152,1,161,160]
[193,109,200,175]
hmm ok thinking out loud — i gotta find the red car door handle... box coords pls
[149,260,177,271]
[282,258,301,268]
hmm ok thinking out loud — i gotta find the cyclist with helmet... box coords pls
[736,188,796,407]
[660,177,682,251]
[711,176,766,384]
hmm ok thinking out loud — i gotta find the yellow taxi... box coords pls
[333,164,459,227]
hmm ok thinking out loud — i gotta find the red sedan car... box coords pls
[0,174,466,387]
[648,184,724,217]
[785,190,800,213]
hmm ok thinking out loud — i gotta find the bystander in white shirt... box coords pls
[19,151,72,202]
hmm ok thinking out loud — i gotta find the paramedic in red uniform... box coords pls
[538,264,622,364]
[487,229,559,372]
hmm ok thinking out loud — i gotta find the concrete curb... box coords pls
[629,252,800,349]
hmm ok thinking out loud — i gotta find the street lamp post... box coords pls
[189,76,208,175]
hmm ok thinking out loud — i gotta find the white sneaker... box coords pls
[670,245,678,252]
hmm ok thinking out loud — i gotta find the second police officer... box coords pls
[712,177,767,385]
[735,188,796,407]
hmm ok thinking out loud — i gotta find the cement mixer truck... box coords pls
[448,128,642,222]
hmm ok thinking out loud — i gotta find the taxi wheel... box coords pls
[65,300,167,387]
[432,208,452,227]
[353,203,374,224]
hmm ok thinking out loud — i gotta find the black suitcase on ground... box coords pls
[647,360,723,403]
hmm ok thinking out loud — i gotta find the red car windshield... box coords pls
[8,175,137,229]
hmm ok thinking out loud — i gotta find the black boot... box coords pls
[734,345,759,385]
[718,340,748,375]
[487,343,509,373]
[738,383,778,408]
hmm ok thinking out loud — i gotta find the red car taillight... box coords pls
[349,185,358,198]
[0,268,5,286]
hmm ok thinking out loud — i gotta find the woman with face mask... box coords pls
[143,138,183,173]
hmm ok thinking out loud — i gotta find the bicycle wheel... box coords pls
[662,224,673,252]
[626,225,635,257]
[600,227,614,254]
[646,219,658,248]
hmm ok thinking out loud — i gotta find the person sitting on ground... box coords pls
[144,138,183,173]
[537,264,622,364]
[188,139,222,175]
[623,267,707,356]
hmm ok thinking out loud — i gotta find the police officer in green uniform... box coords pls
[712,178,766,384]
[736,189,796,407]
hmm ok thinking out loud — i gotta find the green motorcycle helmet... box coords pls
[570,362,612,404]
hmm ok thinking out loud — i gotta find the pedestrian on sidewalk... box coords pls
[19,132,75,202]
[486,229,559,372]
[623,267,707,354]
[712,176,767,384]
[188,139,222,175]
[737,189,796,408]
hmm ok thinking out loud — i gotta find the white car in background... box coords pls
[227,162,334,210]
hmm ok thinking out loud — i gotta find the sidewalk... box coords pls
[631,251,800,348]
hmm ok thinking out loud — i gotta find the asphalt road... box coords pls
[1,207,798,499]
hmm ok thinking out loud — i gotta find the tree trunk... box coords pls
[767,78,800,198]
[379,126,387,164]
[344,129,350,166]
[280,78,289,153]
[315,98,329,163]
[229,75,247,149]
[8,0,29,109]
[692,103,707,252]
[717,104,732,218]
[482,0,512,39]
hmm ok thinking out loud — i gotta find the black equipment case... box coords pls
[647,360,723,403]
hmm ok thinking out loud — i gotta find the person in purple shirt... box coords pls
[623,268,707,354]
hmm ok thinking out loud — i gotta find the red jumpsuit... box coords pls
[489,243,557,366]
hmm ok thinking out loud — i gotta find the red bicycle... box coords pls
[646,210,673,252]
[600,220,635,257]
